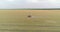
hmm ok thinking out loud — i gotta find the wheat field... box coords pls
[0,10,60,32]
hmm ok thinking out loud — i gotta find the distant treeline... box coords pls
[0,8,60,10]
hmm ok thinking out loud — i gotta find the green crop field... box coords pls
[0,10,60,32]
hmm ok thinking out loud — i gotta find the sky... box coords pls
[0,0,60,9]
